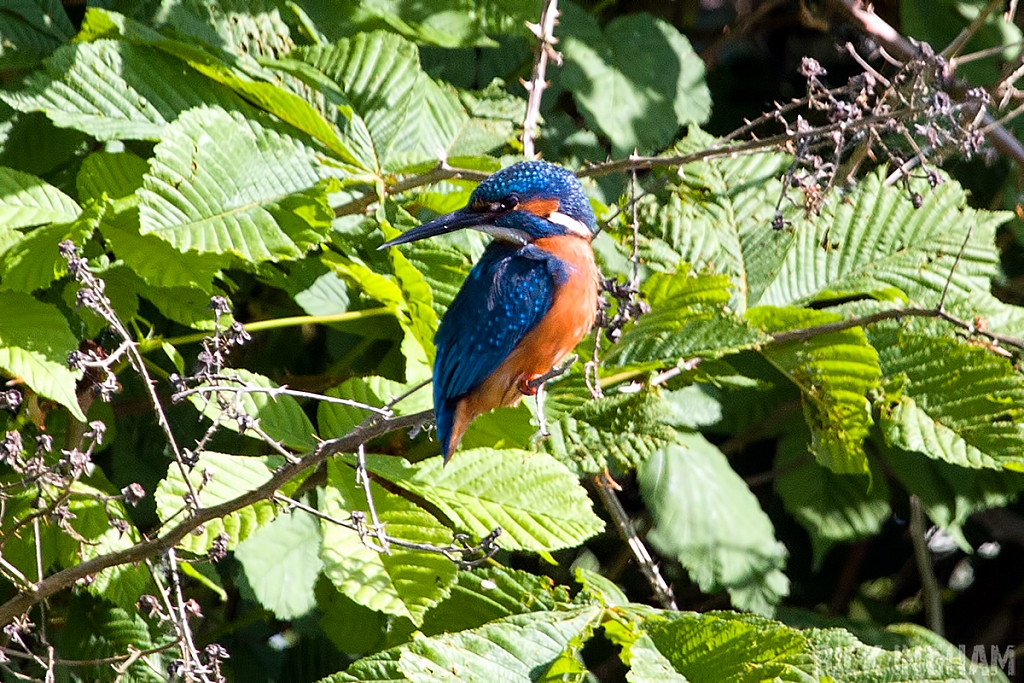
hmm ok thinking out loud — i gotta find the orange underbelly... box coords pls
[449,236,598,451]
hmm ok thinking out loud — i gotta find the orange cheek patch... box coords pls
[520,198,559,217]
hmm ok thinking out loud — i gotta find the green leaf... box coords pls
[77,151,149,202]
[632,132,792,311]
[99,206,231,292]
[756,171,1011,310]
[620,610,816,683]
[621,633,690,683]
[320,459,457,626]
[191,368,318,452]
[607,269,765,367]
[0,201,98,293]
[871,322,1024,470]
[0,0,74,70]
[322,606,603,683]
[749,307,881,474]
[0,291,84,420]
[291,32,477,171]
[808,627,971,683]
[361,449,605,552]
[561,8,710,155]
[1,39,247,140]
[236,509,324,619]
[61,593,167,683]
[138,105,332,262]
[541,388,679,475]
[154,451,278,554]
[639,434,789,614]
[775,426,891,566]
[422,566,570,636]
[0,166,80,229]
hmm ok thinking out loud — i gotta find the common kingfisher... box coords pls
[381,161,599,461]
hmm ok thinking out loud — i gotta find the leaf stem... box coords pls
[139,307,394,353]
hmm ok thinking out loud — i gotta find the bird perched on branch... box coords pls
[381,161,599,461]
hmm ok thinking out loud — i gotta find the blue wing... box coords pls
[433,241,567,454]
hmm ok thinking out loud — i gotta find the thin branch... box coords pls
[521,0,561,159]
[138,307,393,352]
[909,495,945,635]
[332,164,490,219]
[767,305,1024,352]
[577,106,927,178]
[822,0,1024,168]
[0,410,433,627]
[0,643,177,668]
[940,0,1005,60]
[171,383,391,416]
[593,475,677,610]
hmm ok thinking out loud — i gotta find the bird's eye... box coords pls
[499,195,519,212]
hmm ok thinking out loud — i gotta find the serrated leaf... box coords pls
[808,627,971,683]
[622,633,690,683]
[0,291,84,420]
[154,451,278,554]
[750,307,880,474]
[639,434,789,614]
[291,32,478,171]
[0,166,80,229]
[191,368,317,451]
[616,610,816,683]
[422,566,569,636]
[608,269,765,366]
[561,8,710,155]
[100,207,230,292]
[320,459,457,626]
[236,509,323,619]
[322,606,603,683]
[756,171,1011,310]
[540,388,678,475]
[361,449,604,552]
[62,593,167,683]
[138,105,332,262]
[633,131,792,311]
[871,322,1024,470]
[775,426,891,566]
[2,39,247,140]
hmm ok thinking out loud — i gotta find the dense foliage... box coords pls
[2,0,1024,681]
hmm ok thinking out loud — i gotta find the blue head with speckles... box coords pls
[380,161,596,248]
[467,161,596,240]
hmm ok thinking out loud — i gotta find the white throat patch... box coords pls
[547,211,592,238]
[477,225,530,245]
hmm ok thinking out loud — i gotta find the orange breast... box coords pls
[448,236,598,452]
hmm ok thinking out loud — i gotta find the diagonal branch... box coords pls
[0,410,433,627]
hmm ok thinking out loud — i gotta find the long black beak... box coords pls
[378,207,483,249]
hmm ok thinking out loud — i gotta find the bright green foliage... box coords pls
[320,459,458,626]
[235,509,324,619]
[608,269,765,366]
[359,449,605,551]
[750,307,881,474]
[138,106,333,261]
[871,321,1024,470]
[155,451,280,554]
[639,435,789,615]
[0,290,84,419]
[1,1,1023,681]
